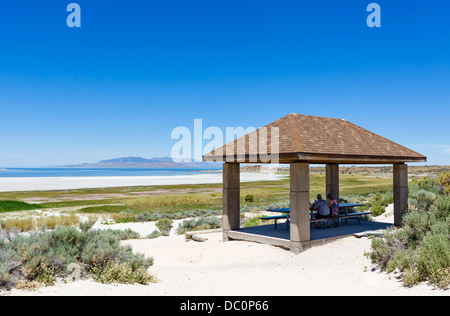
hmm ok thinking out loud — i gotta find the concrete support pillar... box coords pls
[223,163,240,240]
[290,162,310,254]
[393,163,408,226]
[326,164,339,202]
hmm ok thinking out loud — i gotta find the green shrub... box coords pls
[135,211,154,222]
[370,203,385,217]
[409,189,436,212]
[430,195,450,220]
[92,261,155,285]
[381,193,394,206]
[437,172,450,195]
[79,220,96,233]
[367,177,450,289]
[146,230,162,239]
[155,218,173,236]
[369,192,383,204]
[416,233,450,288]
[0,226,154,289]
[414,177,441,194]
[243,216,263,227]
[244,194,255,202]
[177,216,222,234]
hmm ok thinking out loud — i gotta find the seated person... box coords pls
[326,193,338,228]
[310,194,331,221]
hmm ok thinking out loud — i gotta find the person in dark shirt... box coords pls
[310,194,331,228]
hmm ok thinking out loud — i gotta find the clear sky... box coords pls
[0,0,449,167]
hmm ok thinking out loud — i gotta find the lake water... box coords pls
[0,168,221,178]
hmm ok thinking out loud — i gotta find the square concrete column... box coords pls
[290,162,310,254]
[393,163,408,226]
[223,163,240,240]
[326,164,339,202]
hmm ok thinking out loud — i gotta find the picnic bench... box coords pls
[338,211,372,225]
[261,215,288,229]
[262,203,370,229]
[336,203,369,225]
[310,217,330,229]
[261,208,290,230]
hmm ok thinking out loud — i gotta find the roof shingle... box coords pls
[203,113,426,164]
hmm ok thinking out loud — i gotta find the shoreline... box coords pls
[0,172,285,192]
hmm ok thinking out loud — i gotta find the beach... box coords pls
[0,172,284,192]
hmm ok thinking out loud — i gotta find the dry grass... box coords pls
[1,214,80,232]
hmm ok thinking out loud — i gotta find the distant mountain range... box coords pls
[60,157,221,169]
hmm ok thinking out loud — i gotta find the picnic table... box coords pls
[262,203,369,229]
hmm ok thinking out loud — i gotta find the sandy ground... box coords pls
[4,227,449,296]
[0,172,284,192]
[4,232,448,296]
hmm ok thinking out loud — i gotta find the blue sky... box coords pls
[0,0,449,167]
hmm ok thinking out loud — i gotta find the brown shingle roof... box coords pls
[202,113,427,164]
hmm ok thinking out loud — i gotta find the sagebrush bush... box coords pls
[92,260,155,285]
[417,233,450,288]
[147,230,162,239]
[177,216,222,234]
[370,204,386,217]
[0,225,154,289]
[437,172,450,195]
[79,220,96,233]
[367,175,450,289]
[409,189,436,212]
[155,218,173,236]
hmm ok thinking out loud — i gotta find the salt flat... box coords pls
[0,172,284,192]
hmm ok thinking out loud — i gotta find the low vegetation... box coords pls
[366,173,450,289]
[353,192,393,217]
[0,200,43,213]
[0,223,155,289]
[1,214,81,232]
[177,217,222,234]
[243,216,263,228]
[116,209,221,224]
[155,218,173,236]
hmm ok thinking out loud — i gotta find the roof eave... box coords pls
[202,153,427,164]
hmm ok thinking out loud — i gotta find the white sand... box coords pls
[0,172,284,192]
[4,228,448,296]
